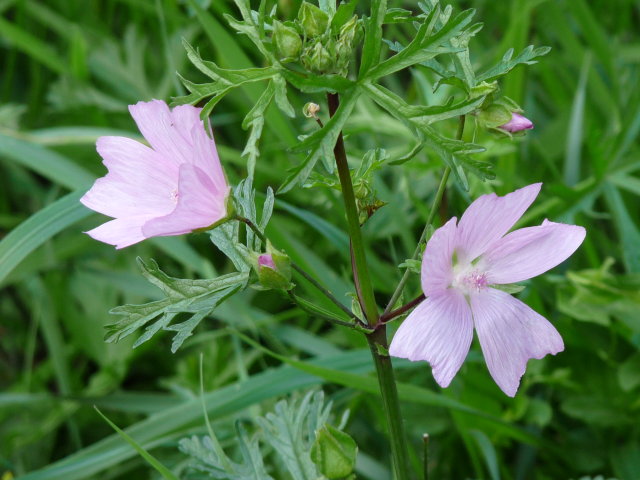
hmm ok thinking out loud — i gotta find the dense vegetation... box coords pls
[1,1,639,479]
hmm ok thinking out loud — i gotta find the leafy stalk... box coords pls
[327,91,410,480]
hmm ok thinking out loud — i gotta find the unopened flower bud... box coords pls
[273,20,302,61]
[298,1,329,37]
[498,112,534,133]
[258,254,276,269]
[303,102,320,118]
[253,244,293,290]
[303,41,333,73]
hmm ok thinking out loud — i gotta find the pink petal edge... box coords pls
[389,290,474,388]
[471,288,564,397]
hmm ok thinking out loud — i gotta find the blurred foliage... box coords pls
[1,0,639,479]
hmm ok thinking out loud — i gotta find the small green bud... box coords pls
[298,1,329,37]
[252,242,293,290]
[272,20,302,61]
[310,424,358,479]
[303,41,333,73]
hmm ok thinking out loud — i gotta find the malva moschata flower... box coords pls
[81,100,230,249]
[389,183,585,396]
[499,112,534,133]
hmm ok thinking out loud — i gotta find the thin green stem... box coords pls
[235,215,354,318]
[383,115,466,315]
[367,328,411,480]
[327,93,379,326]
[380,293,426,324]
[327,92,410,480]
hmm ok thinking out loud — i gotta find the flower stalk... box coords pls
[327,92,410,480]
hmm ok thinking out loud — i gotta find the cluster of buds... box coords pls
[271,1,361,76]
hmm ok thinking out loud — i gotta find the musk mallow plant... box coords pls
[80,1,584,478]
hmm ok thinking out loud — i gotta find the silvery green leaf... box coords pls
[107,258,248,350]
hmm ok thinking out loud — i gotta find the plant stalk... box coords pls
[383,115,466,314]
[327,92,410,480]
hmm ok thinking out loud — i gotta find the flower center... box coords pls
[452,256,488,295]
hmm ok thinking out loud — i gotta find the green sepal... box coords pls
[251,241,293,290]
[490,283,526,294]
[310,424,358,479]
[298,1,329,37]
[477,103,512,129]
[273,20,302,61]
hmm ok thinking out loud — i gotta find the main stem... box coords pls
[327,93,410,480]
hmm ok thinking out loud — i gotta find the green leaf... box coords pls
[0,133,94,190]
[331,1,358,33]
[0,191,91,286]
[366,7,475,80]
[604,185,640,272]
[273,74,295,118]
[476,45,551,83]
[363,83,489,188]
[281,70,355,94]
[94,407,179,480]
[257,391,329,479]
[279,88,360,193]
[358,0,387,76]
[179,422,273,480]
[241,81,276,177]
[106,258,248,351]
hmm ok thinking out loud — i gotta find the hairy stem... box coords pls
[327,93,410,480]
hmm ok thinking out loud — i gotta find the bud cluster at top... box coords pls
[271,1,361,76]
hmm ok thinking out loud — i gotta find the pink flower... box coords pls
[498,112,534,133]
[389,184,585,396]
[81,100,229,249]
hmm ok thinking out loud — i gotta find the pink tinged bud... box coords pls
[80,99,230,249]
[258,254,276,270]
[498,112,534,133]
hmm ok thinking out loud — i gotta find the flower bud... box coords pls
[298,1,329,37]
[335,15,359,74]
[272,20,302,61]
[253,243,293,290]
[303,102,320,118]
[302,41,333,73]
[498,112,534,133]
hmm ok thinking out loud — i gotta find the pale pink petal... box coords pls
[498,113,534,133]
[389,290,473,388]
[456,183,541,263]
[471,288,564,397]
[190,123,227,193]
[483,220,586,284]
[80,137,177,218]
[129,100,198,167]
[421,217,458,296]
[142,164,229,237]
[84,216,149,249]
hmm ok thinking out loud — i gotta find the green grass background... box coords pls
[1,0,640,479]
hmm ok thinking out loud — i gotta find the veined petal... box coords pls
[456,183,541,263]
[129,100,199,167]
[422,217,457,296]
[142,164,229,237]
[85,216,149,249]
[484,220,586,284]
[471,288,564,397]
[80,136,178,218]
[190,122,227,193]
[389,290,473,388]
